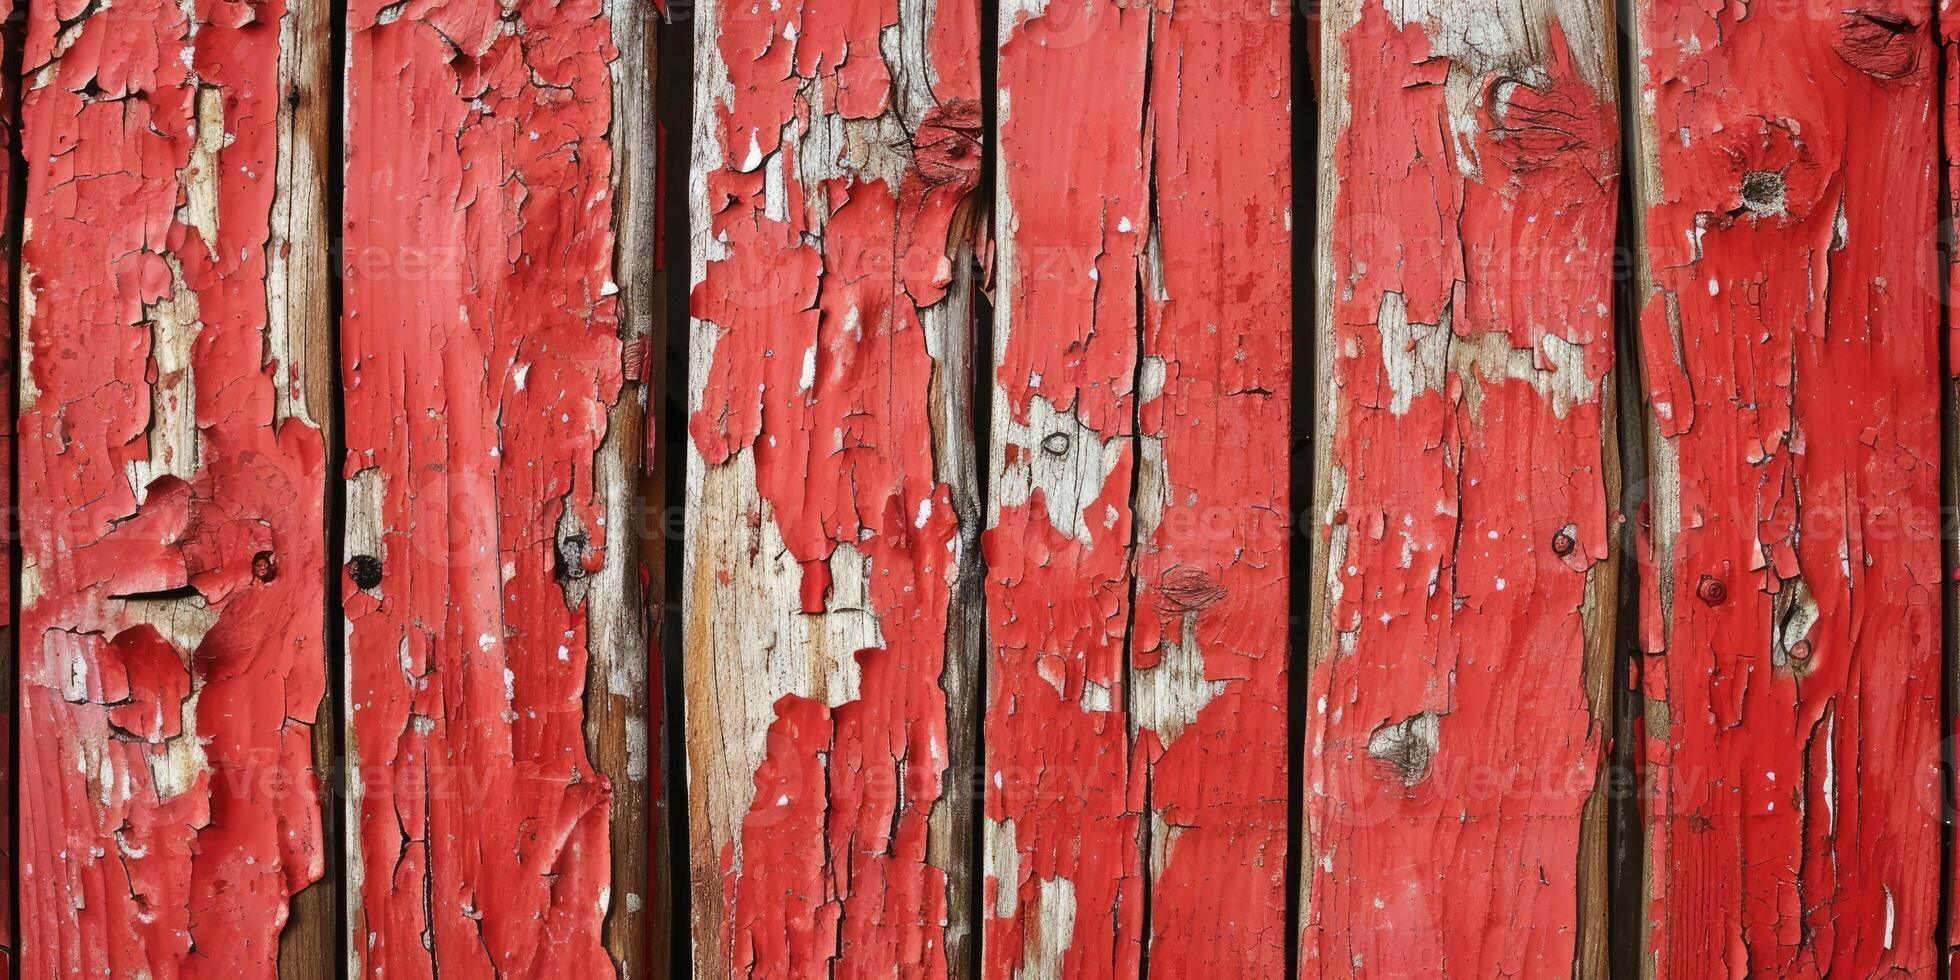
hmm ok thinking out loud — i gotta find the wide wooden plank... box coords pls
[983,3,1292,976]
[14,0,333,971]
[339,0,654,972]
[1301,0,1621,974]
[1627,0,1945,974]
[683,0,982,974]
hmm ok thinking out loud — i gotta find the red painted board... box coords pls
[1302,0,1621,976]
[0,0,19,969]
[340,0,652,973]
[984,2,1292,976]
[14,0,332,971]
[1630,0,1945,975]
[683,0,984,974]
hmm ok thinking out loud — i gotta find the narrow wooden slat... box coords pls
[1627,0,1944,973]
[983,2,1291,975]
[339,0,653,972]
[0,0,20,970]
[1944,0,1960,972]
[1301,0,1620,974]
[14,0,333,971]
[594,1,661,974]
[683,0,982,972]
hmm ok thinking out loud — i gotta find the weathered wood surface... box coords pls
[0,0,18,970]
[1628,0,1946,974]
[14,0,333,970]
[1302,0,1620,975]
[983,2,1292,976]
[339,0,654,974]
[13,2,1960,975]
[684,0,983,974]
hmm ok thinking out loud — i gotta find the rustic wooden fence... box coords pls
[1,0,1956,975]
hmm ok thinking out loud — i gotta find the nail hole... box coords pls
[348,555,384,590]
[1696,575,1728,605]
[1550,526,1577,557]
[252,551,278,582]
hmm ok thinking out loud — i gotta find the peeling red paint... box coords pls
[341,0,626,973]
[1304,3,1618,976]
[0,0,19,968]
[1633,0,1945,973]
[15,0,328,970]
[985,1,1290,976]
[686,0,981,974]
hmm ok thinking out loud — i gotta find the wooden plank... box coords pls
[0,0,19,970]
[339,0,654,972]
[1945,1,1960,972]
[1301,0,1620,974]
[683,0,983,972]
[982,2,1292,976]
[1627,0,1945,974]
[14,0,333,971]
[596,1,661,975]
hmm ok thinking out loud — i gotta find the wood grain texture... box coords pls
[14,0,333,970]
[684,0,982,974]
[983,2,1292,976]
[339,0,650,972]
[592,0,660,974]
[1628,0,1945,974]
[1301,0,1620,975]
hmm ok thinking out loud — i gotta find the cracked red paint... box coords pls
[15,0,328,970]
[1304,4,1618,976]
[984,2,1290,977]
[1633,0,1944,974]
[0,0,18,968]
[685,0,981,975]
[341,0,625,973]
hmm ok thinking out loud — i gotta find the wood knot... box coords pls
[915,97,984,189]
[347,555,384,590]
[1732,170,1787,218]
[1484,67,1611,179]
[1040,432,1071,456]
[557,533,592,582]
[1156,566,1228,614]
[252,550,278,582]
[1834,9,1920,79]
[1696,575,1727,606]
[1368,712,1441,787]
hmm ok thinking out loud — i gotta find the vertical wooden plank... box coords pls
[595,0,660,974]
[0,0,18,970]
[1946,1,1960,972]
[339,0,652,973]
[1301,0,1620,974]
[684,0,982,971]
[984,1,1292,976]
[15,0,333,970]
[1628,0,1944,974]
